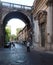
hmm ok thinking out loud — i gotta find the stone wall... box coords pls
[0,2,4,47]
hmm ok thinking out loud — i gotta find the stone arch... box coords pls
[3,11,31,27]
[3,11,31,44]
[37,10,47,47]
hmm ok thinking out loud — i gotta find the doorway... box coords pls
[40,22,46,47]
[38,11,47,47]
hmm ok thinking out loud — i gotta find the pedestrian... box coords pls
[27,41,30,52]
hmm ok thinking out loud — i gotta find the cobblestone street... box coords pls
[0,43,53,65]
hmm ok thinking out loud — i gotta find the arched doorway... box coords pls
[38,10,47,47]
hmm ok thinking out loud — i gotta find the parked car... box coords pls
[4,42,11,48]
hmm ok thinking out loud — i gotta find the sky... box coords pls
[6,19,25,35]
[1,0,34,6]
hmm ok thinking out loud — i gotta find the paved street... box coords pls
[0,43,53,65]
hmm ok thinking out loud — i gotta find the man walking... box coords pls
[27,41,30,52]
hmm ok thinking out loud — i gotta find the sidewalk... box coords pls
[30,46,53,54]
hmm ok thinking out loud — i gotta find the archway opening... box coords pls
[5,18,26,43]
[3,11,32,47]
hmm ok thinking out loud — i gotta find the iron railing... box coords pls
[1,1,32,10]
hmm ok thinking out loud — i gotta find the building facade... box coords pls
[32,0,53,50]
[17,25,33,45]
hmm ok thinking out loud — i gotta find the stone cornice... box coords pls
[46,0,53,6]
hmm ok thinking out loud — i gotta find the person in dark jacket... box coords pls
[27,41,30,52]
